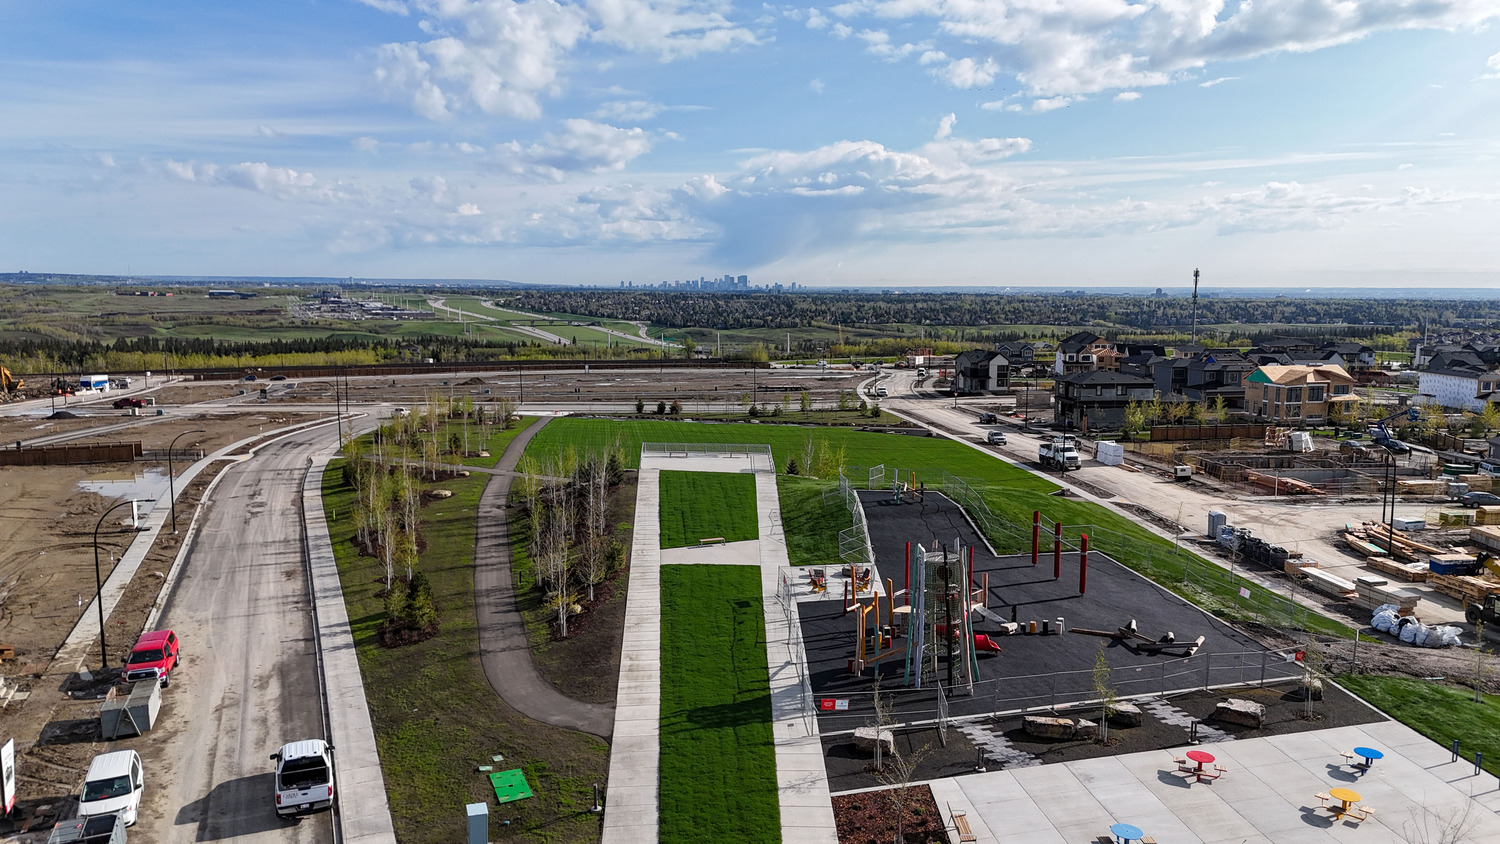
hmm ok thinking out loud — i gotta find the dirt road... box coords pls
[123,424,335,843]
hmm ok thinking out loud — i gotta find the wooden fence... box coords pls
[1150,424,1267,442]
[0,442,141,466]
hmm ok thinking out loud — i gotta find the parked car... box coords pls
[78,751,143,827]
[979,412,998,424]
[875,386,888,397]
[123,629,180,687]
[986,430,1008,445]
[112,397,145,409]
[269,374,287,381]
[1460,491,1500,508]
[271,740,336,817]
[242,374,257,381]
[45,813,127,844]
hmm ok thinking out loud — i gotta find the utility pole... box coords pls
[1191,268,1201,344]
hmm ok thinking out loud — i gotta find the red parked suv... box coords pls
[124,630,180,687]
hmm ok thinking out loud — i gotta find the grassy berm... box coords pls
[323,462,608,843]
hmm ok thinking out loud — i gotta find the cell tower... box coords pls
[1191,268,1201,344]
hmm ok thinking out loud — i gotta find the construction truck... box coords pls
[1039,435,1081,471]
[0,366,22,396]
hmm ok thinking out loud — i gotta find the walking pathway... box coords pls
[472,416,616,738]
[304,454,399,844]
[602,449,838,844]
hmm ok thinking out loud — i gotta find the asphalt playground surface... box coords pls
[799,491,1302,729]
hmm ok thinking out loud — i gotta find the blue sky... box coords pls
[2,0,1498,289]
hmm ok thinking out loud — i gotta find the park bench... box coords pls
[947,802,976,843]
[698,537,726,545]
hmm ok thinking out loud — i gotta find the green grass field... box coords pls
[658,470,759,549]
[659,564,780,844]
[322,461,607,843]
[1337,675,1500,776]
[778,475,847,566]
[527,418,1350,636]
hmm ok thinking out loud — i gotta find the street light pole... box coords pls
[94,498,148,669]
[168,429,206,534]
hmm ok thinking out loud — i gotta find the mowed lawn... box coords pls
[659,564,780,844]
[322,462,608,843]
[1337,675,1500,776]
[528,418,1351,636]
[658,470,759,549]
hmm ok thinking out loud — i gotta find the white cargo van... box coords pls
[271,740,335,816]
[77,750,143,827]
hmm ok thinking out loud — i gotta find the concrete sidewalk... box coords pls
[601,466,663,844]
[921,720,1500,844]
[602,452,840,844]
[304,454,399,844]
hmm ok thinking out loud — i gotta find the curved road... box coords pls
[128,424,338,843]
[473,417,615,738]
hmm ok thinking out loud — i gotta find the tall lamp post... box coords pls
[94,498,151,669]
[168,429,205,534]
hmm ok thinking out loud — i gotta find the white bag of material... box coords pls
[1426,625,1462,648]
[1413,626,1430,647]
[1400,623,1419,643]
[1372,609,1398,633]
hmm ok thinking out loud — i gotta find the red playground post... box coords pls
[1032,511,1040,566]
[1079,533,1089,594]
[1053,522,1063,580]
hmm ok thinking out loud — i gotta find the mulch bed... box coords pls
[825,681,1385,794]
[833,784,947,844]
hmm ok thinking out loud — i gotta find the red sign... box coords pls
[819,698,836,711]
[819,698,851,711]
[1294,650,1306,662]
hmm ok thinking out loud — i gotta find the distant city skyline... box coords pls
[1,1,1499,289]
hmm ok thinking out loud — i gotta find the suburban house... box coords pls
[1415,366,1500,412]
[1184,350,1255,407]
[994,341,1037,371]
[954,349,1009,393]
[1053,370,1156,432]
[1245,364,1358,424]
[1147,356,1190,397]
[1052,331,1117,376]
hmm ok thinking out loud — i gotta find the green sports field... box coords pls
[658,470,759,549]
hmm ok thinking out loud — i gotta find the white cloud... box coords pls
[1114,91,1140,102]
[1032,96,1076,112]
[490,118,654,180]
[809,77,825,93]
[372,0,754,121]
[1485,50,1500,79]
[410,174,449,202]
[353,136,382,152]
[356,0,411,14]
[1397,162,1414,170]
[818,0,1500,98]
[935,112,956,140]
[256,125,285,138]
[456,202,483,215]
[935,56,998,88]
[591,99,663,121]
[1199,76,1239,88]
[159,159,357,203]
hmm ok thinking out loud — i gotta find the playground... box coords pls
[794,486,1303,730]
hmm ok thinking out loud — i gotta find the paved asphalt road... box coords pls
[126,424,336,843]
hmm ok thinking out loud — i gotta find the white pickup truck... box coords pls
[1039,436,1081,470]
[271,740,336,817]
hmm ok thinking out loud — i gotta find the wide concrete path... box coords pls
[601,466,663,844]
[602,452,838,844]
[472,416,615,738]
[305,454,399,844]
[910,719,1500,844]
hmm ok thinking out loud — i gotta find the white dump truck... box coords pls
[1039,435,1081,470]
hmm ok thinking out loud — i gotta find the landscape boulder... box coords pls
[1023,715,1076,740]
[1074,719,1098,740]
[853,726,894,756]
[1107,702,1144,728]
[1289,677,1324,701]
[1213,698,1265,728]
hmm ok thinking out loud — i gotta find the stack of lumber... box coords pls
[1471,525,1500,554]
[1302,567,1356,599]
[1458,475,1494,492]
[1438,509,1476,527]
[1353,575,1419,614]
[1342,529,1388,558]
[1284,558,1318,576]
[1428,573,1500,604]
[1398,479,1443,495]
[1476,506,1500,526]
[1244,471,1323,494]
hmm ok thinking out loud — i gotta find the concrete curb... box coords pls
[303,453,399,844]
